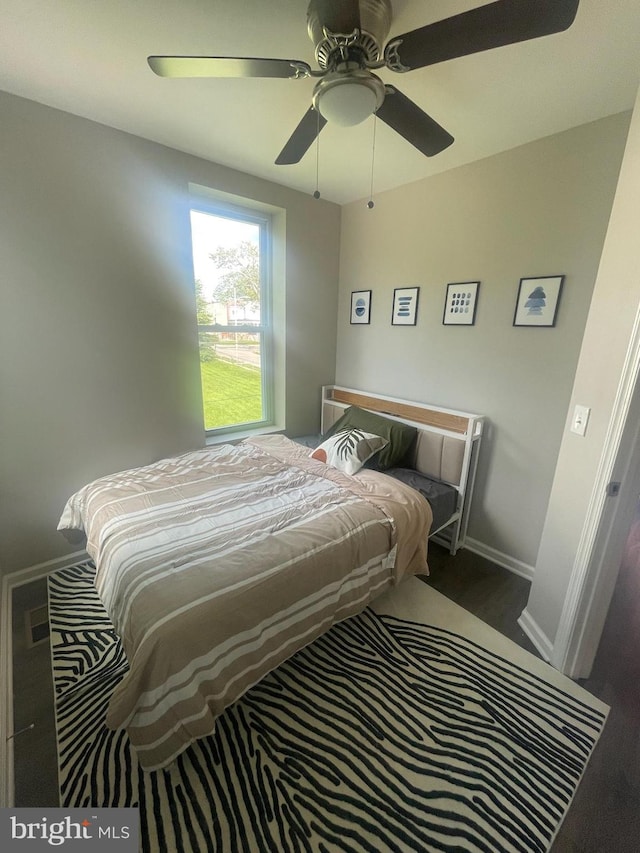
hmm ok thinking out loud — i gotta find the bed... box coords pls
[57,429,432,771]
[317,386,484,555]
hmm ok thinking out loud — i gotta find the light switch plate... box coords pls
[571,404,590,436]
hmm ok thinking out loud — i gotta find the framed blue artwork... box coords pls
[392,287,419,326]
[513,275,564,327]
[443,281,480,325]
[350,290,372,324]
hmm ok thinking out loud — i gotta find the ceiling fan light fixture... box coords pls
[313,74,385,127]
[318,82,376,126]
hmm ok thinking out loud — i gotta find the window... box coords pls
[190,201,273,436]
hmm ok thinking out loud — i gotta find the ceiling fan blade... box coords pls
[275,107,327,165]
[385,0,580,71]
[148,55,312,79]
[376,87,454,157]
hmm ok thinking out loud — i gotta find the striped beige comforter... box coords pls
[57,434,431,770]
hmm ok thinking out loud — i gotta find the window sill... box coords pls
[205,425,283,447]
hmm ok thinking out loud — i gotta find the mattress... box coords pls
[383,467,458,533]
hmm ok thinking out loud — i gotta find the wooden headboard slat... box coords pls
[330,389,469,435]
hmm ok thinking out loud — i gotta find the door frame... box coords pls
[552,306,640,678]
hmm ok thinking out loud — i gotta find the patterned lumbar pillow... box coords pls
[311,428,388,475]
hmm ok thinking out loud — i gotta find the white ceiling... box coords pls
[1,0,639,205]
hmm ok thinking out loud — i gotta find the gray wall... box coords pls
[0,90,341,576]
[336,113,630,571]
[527,85,640,650]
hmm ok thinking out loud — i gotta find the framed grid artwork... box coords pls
[443,281,480,326]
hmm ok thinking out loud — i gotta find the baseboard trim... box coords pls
[3,550,89,590]
[0,549,88,807]
[518,607,553,662]
[464,538,535,581]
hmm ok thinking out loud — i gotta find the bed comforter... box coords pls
[57,434,431,770]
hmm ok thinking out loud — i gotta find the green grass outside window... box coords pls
[200,357,263,430]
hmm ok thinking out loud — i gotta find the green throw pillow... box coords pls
[324,406,416,471]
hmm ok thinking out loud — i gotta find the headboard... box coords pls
[321,385,485,554]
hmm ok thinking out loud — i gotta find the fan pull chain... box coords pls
[313,108,321,200]
[367,113,377,209]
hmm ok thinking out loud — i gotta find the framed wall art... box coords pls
[350,290,372,324]
[443,281,480,326]
[513,275,564,327]
[391,287,419,326]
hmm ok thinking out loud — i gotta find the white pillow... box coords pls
[311,428,388,475]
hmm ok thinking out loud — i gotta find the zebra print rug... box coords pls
[49,562,607,853]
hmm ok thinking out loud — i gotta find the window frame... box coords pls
[190,198,274,439]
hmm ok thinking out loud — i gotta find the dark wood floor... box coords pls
[424,541,540,654]
[11,536,640,851]
[549,516,640,852]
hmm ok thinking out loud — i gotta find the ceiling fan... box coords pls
[148,0,580,166]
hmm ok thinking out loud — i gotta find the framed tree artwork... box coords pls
[443,281,480,326]
[391,287,419,325]
[350,290,372,324]
[513,275,564,327]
